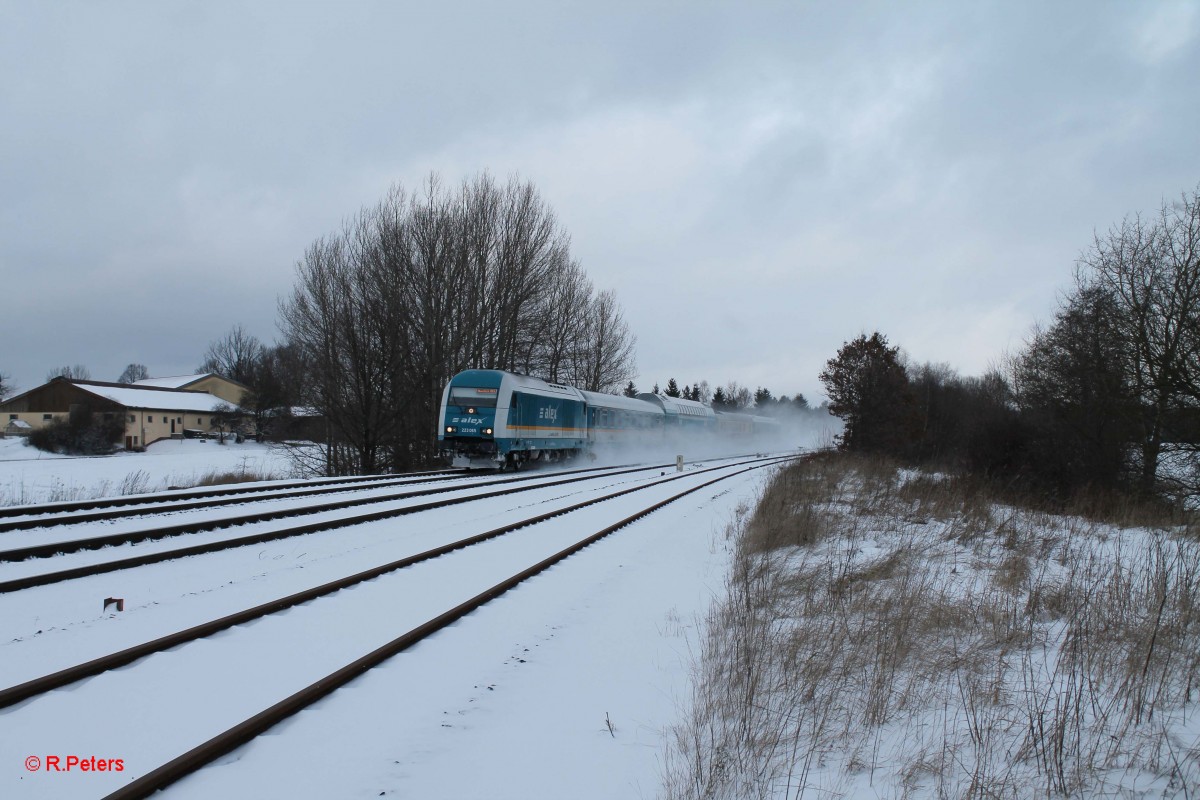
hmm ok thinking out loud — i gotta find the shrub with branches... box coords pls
[29,410,123,455]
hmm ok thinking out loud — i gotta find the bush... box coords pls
[29,411,124,455]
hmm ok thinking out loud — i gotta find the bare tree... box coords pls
[1078,185,1200,492]
[199,324,264,385]
[282,223,407,474]
[116,363,150,384]
[521,257,589,382]
[209,403,242,444]
[0,371,12,401]
[572,289,637,392]
[280,171,638,475]
[46,364,91,382]
[721,381,754,411]
[1011,286,1136,494]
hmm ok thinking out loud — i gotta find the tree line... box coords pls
[622,377,814,415]
[820,185,1200,505]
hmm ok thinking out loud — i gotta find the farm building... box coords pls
[131,373,247,405]
[0,374,245,449]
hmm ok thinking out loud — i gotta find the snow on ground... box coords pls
[0,438,300,506]
[0,454,776,799]
[659,458,1200,799]
[165,470,759,800]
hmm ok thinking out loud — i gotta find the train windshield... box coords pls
[450,387,498,408]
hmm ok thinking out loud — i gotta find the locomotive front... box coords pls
[439,370,503,468]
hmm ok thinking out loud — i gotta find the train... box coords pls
[437,369,780,469]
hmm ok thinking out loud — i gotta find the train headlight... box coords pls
[467,407,476,414]
[484,428,493,435]
[445,426,455,434]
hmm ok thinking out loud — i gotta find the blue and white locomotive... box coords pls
[438,369,778,469]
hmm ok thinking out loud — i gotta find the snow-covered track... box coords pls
[64,455,794,800]
[0,455,796,711]
[0,462,674,592]
[0,468,480,533]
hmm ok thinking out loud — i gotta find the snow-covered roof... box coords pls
[74,382,237,413]
[5,419,32,429]
[133,374,210,389]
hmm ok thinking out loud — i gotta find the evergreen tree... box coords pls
[623,381,638,398]
[665,378,681,398]
[712,386,728,409]
[652,382,660,394]
[754,387,774,409]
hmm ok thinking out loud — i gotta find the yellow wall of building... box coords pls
[4,411,67,431]
[186,376,245,405]
[125,409,228,448]
[5,408,226,449]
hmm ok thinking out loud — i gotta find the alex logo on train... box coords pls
[538,407,558,421]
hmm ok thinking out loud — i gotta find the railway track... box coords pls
[0,466,471,523]
[1,454,795,800]
[0,461,676,592]
[0,468,487,533]
[0,454,793,709]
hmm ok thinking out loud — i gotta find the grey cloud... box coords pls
[1,1,1197,402]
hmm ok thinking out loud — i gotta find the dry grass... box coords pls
[185,467,273,488]
[661,453,1200,799]
[0,469,153,506]
[0,464,280,507]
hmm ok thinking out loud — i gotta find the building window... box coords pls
[8,414,15,420]
[43,414,52,421]
[148,416,155,423]
[177,417,182,423]
[129,415,135,423]
[197,418,202,425]
[133,436,138,445]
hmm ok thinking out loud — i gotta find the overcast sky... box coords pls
[2,1,1198,402]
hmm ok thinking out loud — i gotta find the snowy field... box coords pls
[0,449,779,799]
[0,437,299,507]
[661,456,1200,799]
